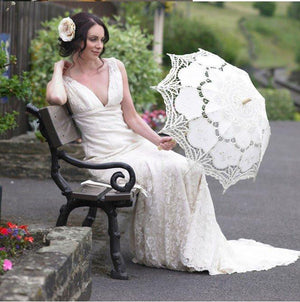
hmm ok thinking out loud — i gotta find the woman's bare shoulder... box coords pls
[104,57,125,69]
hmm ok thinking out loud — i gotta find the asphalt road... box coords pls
[1,121,300,301]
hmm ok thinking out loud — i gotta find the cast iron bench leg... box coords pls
[56,204,73,226]
[104,205,129,280]
[82,207,97,227]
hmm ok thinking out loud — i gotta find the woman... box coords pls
[47,12,299,274]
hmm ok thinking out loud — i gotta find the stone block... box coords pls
[0,226,92,301]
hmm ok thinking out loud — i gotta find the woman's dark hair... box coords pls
[58,12,109,59]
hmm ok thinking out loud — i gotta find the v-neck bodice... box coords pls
[62,57,144,161]
[63,57,123,114]
[63,75,110,107]
[63,59,111,107]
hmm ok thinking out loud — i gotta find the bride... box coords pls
[46,12,299,275]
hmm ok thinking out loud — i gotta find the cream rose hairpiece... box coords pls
[58,17,76,42]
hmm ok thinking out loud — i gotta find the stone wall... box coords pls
[0,132,89,181]
[0,226,92,301]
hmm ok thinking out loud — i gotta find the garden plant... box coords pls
[259,88,296,121]
[0,222,34,275]
[0,42,31,135]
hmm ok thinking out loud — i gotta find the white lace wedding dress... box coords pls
[63,57,299,275]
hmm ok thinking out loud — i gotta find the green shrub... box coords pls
[29,15,63,108]
[259,88,296,120]
[0,111,18,135]
[253,2,276,17]
[103,16,162,112]
[29,14,161,112]
[287,2,300,20]
[163,13,222,66]
[294,112,300,121]
[295,47,300,67]
[0,42,31,102]
[252,23,273,36]
[0,42,31,135]
[215,2,225,8]
[163,12,244,67]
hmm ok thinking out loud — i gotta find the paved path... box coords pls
[1,121,300,301]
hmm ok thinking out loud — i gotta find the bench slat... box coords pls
[72,185,134,203]
[72,186,111,201]
[39,105,80,148]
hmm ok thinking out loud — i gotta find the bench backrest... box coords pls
[39,105,80,148]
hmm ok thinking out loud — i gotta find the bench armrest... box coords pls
[58,150,136,193]
[26,103,41,119]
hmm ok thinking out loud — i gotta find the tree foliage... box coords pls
[163,10,249,68]
[253,2,276,17]
[163,12,222,65]
[287,2,300,20]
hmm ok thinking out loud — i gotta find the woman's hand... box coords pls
[158,136,177,151]
[54,60,72,75]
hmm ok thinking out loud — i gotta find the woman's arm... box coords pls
[46,60,70,105]
[118,59,176,151]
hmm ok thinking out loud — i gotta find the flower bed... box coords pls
[0,222,35,275]
[141,109,166,131]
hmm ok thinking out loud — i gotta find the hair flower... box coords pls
[58,17,76,42]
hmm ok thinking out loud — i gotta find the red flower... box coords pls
[7,222,18,229]
[24,236,34,243]
[19,225,29,234]
[0,227,9,235]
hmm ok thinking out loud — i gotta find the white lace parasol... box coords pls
[153,48,271,192]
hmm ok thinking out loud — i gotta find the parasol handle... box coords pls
[242,98,252,105]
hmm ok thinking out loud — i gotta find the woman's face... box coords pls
[81,24,105,60]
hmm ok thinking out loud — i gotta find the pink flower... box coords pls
[0,247,5,251]
[141,109,166,130]
[3,259,12,271]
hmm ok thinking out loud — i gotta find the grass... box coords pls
[174,2,300,70]
[245,14,300,70]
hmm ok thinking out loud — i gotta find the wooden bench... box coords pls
[26,103,139,280]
